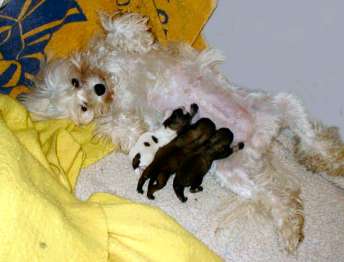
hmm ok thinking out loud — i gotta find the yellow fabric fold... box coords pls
[0,95,221,261]
[0,95,109,261]
[90,193,221,262]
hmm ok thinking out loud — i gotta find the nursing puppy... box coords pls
[129,104,199,175]
[173,128,245,202]
[137,118,216,199]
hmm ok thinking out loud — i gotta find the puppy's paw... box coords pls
[190,186,203,193]
[147,193,155,200]
[180,197,188,203]
[176,195,188,202]
[137,188,144,194]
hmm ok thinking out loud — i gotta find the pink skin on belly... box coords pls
[147,73,253,142]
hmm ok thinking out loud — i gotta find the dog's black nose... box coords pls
[94,84,106,96]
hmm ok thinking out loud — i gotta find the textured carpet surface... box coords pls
[75,152,344,261]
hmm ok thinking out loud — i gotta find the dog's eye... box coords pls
[94,83,106,96]
[81,105,88,112]
[71,78,80,88]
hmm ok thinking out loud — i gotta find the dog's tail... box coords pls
[274,93,344,176]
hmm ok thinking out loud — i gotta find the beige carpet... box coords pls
[75,152,344,261]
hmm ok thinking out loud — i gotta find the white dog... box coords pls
[21,13,344,252]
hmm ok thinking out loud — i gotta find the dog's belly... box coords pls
[147,72,253,142]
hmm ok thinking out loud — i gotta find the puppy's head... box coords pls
[163,104,199,133]
[207,128,234,159]
[22,54,114,125]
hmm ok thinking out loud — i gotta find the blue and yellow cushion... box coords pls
[0,0,215,97]
[0,0,86,96]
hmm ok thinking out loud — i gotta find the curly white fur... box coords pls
[21,12,344,252]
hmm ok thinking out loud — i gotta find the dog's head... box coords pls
[23,54,114,125]
[67,55,114,124]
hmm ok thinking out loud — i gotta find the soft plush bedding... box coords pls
[76,151,344,261]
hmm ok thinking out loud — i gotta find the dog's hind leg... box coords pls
[295,121,344,176]
[216,146,304,253]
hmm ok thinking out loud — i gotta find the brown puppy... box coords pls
[131,103,199,171]
[173,128,245,202]
[137,118,216,199]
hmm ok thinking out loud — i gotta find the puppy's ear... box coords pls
[190,103,199,116]
[163,118,171,128]
[163,109,173,121]
[132,153,141,169]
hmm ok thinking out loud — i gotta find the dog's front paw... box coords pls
[101,12,154,54]
[137,187,144,194]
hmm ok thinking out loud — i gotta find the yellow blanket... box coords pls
[0,95,221,261]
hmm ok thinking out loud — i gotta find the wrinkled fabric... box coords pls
[0,95,221,261]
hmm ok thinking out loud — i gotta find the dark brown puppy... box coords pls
[162,103,199,133]
[137,118,216,199]
[132,103,199,170]
[173,128,245,202]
